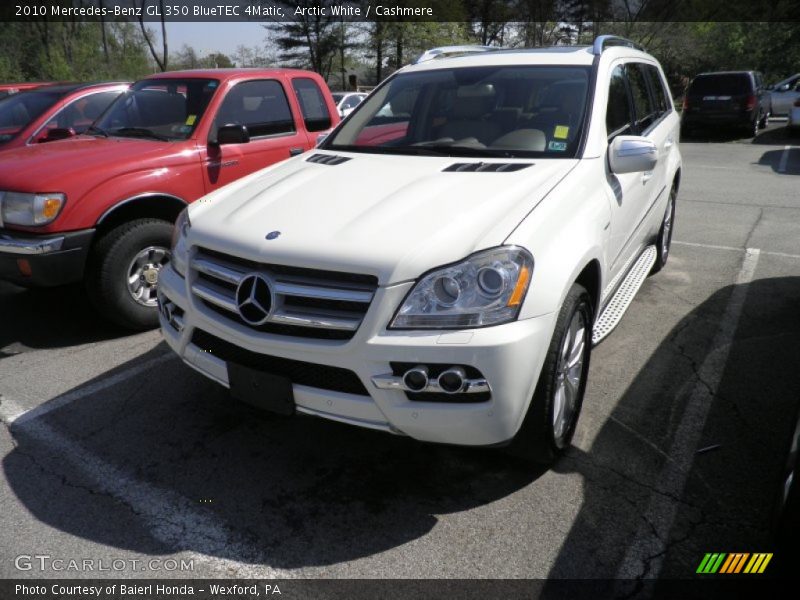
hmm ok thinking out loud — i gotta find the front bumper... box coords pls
[158,263,557,447]
[0,228,94,286]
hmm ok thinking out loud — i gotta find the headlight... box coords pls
[170,207,191,277]
[390,246,533,329]
[0,192,65,226]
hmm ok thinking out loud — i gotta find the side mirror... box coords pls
[215,124,250,145]
[608,136,658,174]
[37,127,76,143]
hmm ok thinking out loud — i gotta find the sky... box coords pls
[166,22,269,56]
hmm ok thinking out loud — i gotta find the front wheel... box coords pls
[86,218,173,330]
[507,284,593,465]
[651,185,677,275]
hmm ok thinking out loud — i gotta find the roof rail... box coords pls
[592,35,645,56]
[414,45,500,64]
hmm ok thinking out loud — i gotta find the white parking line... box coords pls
[0,378,287,578]
[778,146,791,173]
[617,248,760,579]
[674,240,800,259]
[1,354,176,426]
[0,395,287,578]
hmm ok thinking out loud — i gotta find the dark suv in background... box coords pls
[681,70,769,138]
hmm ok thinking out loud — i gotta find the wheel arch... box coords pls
[575,259,602,321]
[94,193,187,236]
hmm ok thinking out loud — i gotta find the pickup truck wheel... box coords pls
[651,185,677,274]
[507,283,592,465]
[86,218,173,330]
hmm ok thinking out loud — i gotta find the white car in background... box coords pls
[159,36,681,465]
[769,73,800,117]
[331,92,367,117]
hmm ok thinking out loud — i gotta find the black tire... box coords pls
[759,110,769,129]
[507,284,593,465]
[85,218,173,330]
[747,113,760,138]
[650,185,677,275]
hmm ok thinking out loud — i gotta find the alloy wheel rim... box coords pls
[126,246,169,307]
[552,309,587,445]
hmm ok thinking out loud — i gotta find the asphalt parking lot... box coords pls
[1,120,799,584]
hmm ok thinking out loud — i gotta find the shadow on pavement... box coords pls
[542,276,800,592]
[757,148,800,175]
[0,281,130,356]
[3,342,543,570]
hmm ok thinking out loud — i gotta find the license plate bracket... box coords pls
[228,362,295,416]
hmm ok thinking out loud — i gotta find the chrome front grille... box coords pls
[190,248,377,340]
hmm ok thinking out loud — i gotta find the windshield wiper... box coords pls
[111,127,170,141]
[86,125,108,138]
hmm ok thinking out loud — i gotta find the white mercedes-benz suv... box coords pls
[159,36,681,464]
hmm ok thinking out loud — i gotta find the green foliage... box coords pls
[0,21,151,83]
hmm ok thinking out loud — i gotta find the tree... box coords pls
[265,1,341,79]
[134,0,168,71]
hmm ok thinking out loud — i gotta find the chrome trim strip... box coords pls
[191,282,238,313]
[271,310,361,331]
[273,281,373,303]
[0,234,65,255]
[371,373,491,395]
[192,257,244,285]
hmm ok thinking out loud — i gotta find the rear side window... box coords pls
[626,64,658,133]
[643,65,672,115]
[44,91,121,134]
[291,78,332,132]
[688,74,751,96]
[215,79,295,138]
[606,66,633,139]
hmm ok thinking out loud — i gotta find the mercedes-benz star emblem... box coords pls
[235,273,274,326]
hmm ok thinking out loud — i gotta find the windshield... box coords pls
[0,91,62,144]
[94,78,218,141]
[324,65,590,158]
[331,93,345,103]
[688,74,751,96]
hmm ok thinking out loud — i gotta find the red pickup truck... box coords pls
[0,69,339,329]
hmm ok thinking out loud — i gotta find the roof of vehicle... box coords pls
[403,44,654,72]
[21,82,129,95]
[144,68,321,82]
[694,71,757,77]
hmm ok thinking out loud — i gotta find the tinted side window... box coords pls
[45,91,121,133]
[291,78,332,132]
[215,80,295,138]
[626,64,657,132]
[644,65,671,115]
[606,65,633,139]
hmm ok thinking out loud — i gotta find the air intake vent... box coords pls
[306,154,352,166]
[443,162,532,172]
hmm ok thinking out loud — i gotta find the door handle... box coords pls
[663,139,673,150]
[289,147,304,156]
[641,170,654,184]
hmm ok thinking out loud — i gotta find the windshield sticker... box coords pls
[548,141,567,152]
[185,115,197,126]
[554,125,569,139]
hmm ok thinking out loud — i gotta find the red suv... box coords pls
[0,82,128,150]
[0,69,339,329]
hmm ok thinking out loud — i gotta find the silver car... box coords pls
[769,73,800,116]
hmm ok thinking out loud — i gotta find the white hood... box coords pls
[189,152,577,285]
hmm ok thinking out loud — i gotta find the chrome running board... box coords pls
[592,245,657,346]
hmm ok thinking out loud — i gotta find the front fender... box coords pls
[506,158,610,320]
